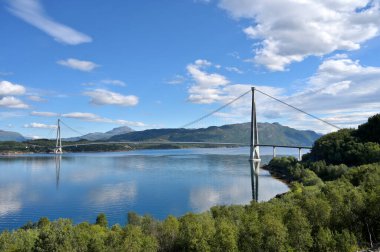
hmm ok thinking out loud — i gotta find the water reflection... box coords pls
[249,160,260,202]
[0,148,289,230]
[55,155,61,190]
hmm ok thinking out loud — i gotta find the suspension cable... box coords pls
[59,120,86,137]
[255,88,341,130]
[180,89,251,128]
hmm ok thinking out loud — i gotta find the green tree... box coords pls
[96,213,108,228]
[179,213,215,251]
[355,114,380,144]
[213,218,238,252]
[261,214,288,252]
[158,215,179,252]
[284,207,313,251]
[314,228,336,252]
[123,225,158,252]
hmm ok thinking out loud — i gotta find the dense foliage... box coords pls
[355,114,380,144]
[305,115,380,166]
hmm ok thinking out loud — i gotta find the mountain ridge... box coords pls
[108,122,321,146]
[0,129,26,142]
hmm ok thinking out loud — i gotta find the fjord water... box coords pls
[0,147,289,230]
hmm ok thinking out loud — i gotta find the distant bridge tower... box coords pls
[54,119,63,154]
[250,87,261,161]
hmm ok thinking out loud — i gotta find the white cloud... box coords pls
[28,95,45,102]
[84,89,138,106]
[219,0,380,71]
[101,79,126,87]
[31,111,58,117]
[225,66,243,74]
[167,75,186,85]
[0,80,26,96]
[0,96,29,109]
[7,0,92,45]
[23,122,57,129]
[62,112,147,127]
[57,58,98,72]
[62,112,100,121]
[187,59,229,104]
[113,120,147,127]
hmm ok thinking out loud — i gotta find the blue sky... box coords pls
[1,0,380,138]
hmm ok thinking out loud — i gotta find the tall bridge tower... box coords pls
[54,119,62,154]
[250,87,261,162]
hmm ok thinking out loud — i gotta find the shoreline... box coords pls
[261,164,292,186]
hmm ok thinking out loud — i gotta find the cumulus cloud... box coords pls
[31,111,58,117]
[84,89,138,106]
[282,56,380,130]
[23,122,57,129]
[184,56,380,133]
[7,0,92,45]
[0,80,26,96]
[57,58,99,72]
[0,96,29,109]
[186,59,281,107]
[187,59,229,104]
[218,0,380,71]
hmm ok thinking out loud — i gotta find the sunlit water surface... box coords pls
[0,147,291,230]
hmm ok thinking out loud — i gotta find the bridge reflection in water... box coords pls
[55,155,61,190]
[250,160,260,202]
[54,155,266,202]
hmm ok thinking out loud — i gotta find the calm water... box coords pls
[0,147,290,230]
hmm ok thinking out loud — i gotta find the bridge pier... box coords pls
[273,146,276,158]
[298,148,302,161]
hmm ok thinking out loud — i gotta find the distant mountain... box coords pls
[66,126,134,141]
[0,130,26,142]
[108,122,321,146]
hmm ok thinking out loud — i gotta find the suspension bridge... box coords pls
[46,87,339,162]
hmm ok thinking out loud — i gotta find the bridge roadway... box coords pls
[60,141,312,149]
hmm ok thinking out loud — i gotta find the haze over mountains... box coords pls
[0,123,321,146]
[0,130,25,142]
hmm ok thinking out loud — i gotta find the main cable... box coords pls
[255,88,341,130]
[181,89,251,128]
[60,120,86,138]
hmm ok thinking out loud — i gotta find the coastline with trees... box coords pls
[0,115,379,251]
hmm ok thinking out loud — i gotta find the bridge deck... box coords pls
[60,141,312,149]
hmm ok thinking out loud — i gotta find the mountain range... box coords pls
[0,123,321,146]
[64,126,134,141]
[109,122,321,146]
[0,130,26,142]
